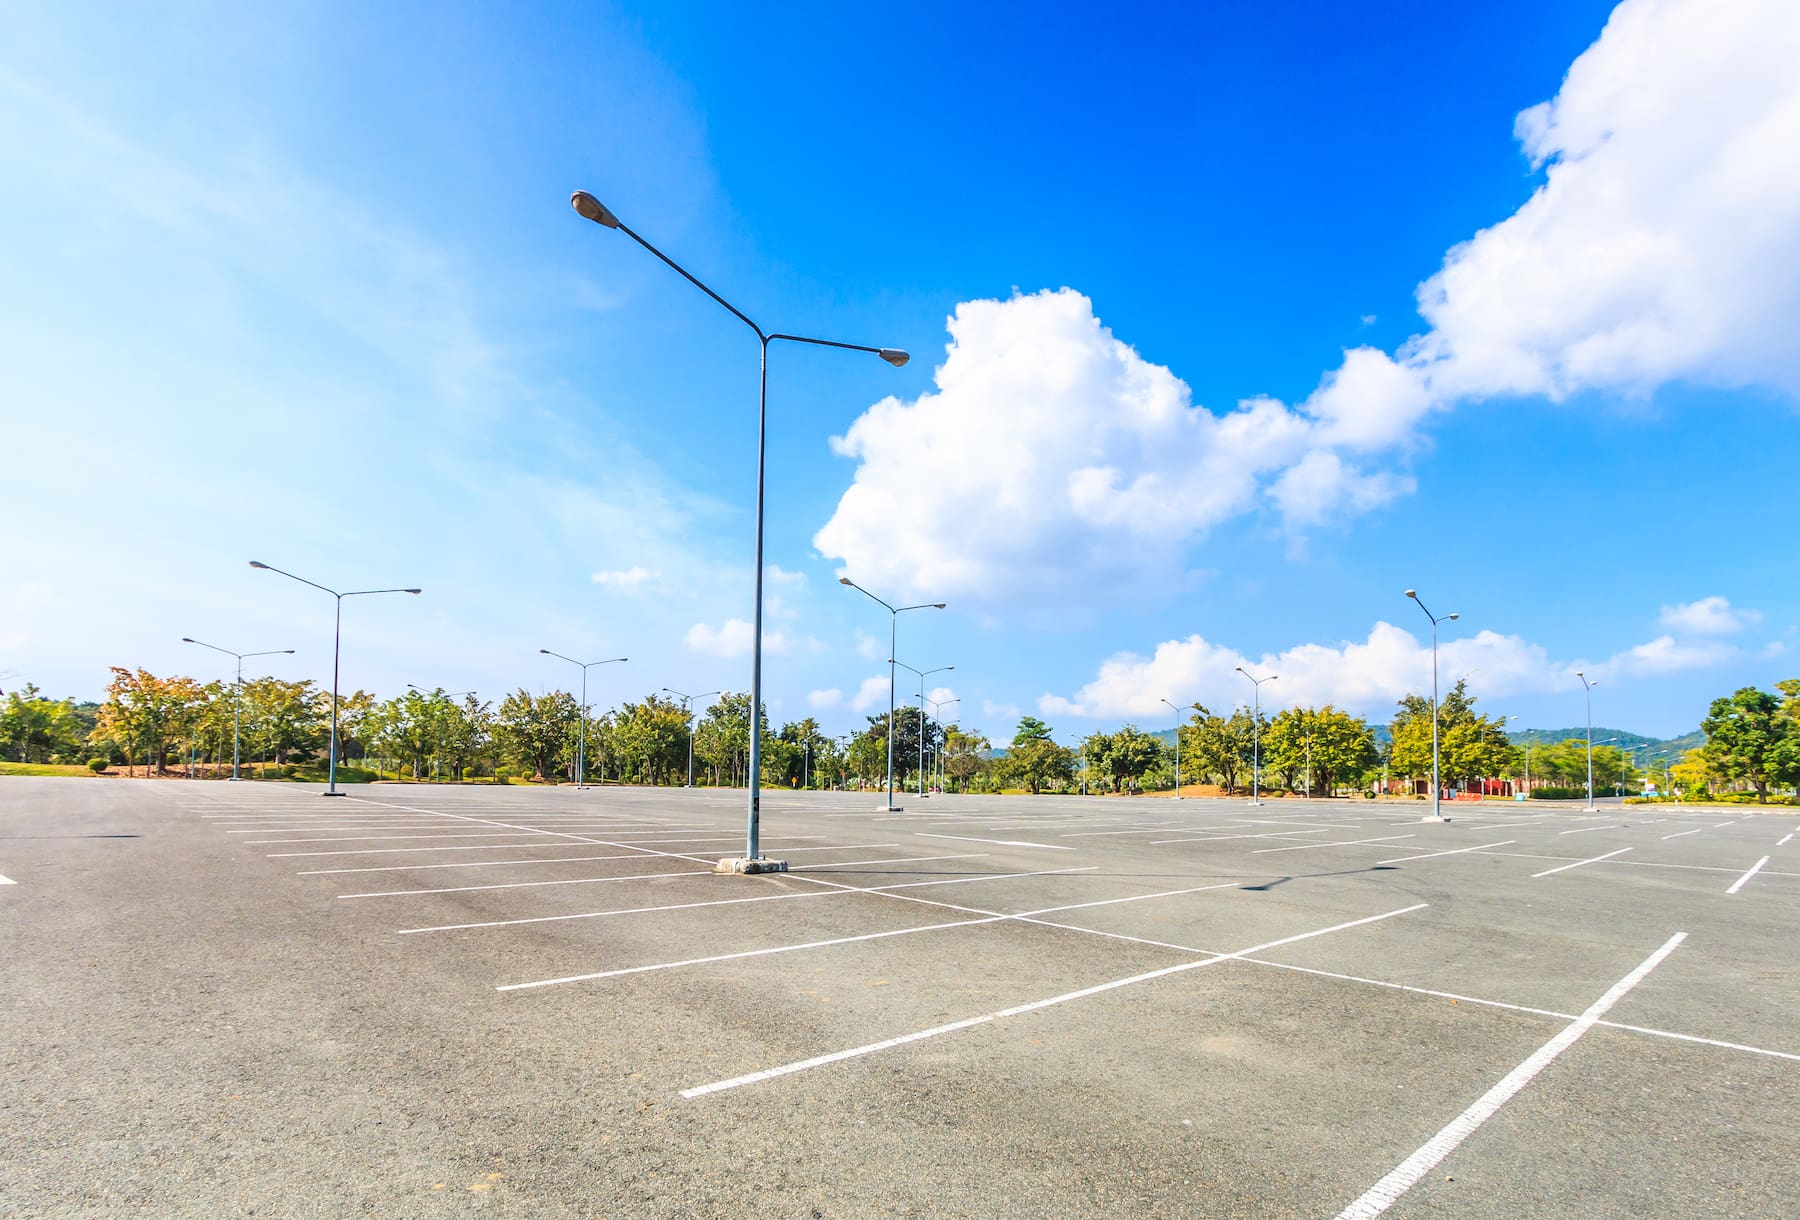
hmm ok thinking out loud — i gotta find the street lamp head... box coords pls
[932,602,946,609]
[181,637,195,643]
[539,649,552,655]
[1446,612,1460,621]
[838,577,854,587]
[249,561,269,570]
[570,191,621,229]
[1404,589,1417,599]
[405,588,422,595]
[877,348,910,368]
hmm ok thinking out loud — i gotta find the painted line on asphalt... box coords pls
[397,860,1081,934]
[1378,841,1515,865]
[1532,847,1631,878]
[271,841,607,858]
[1557,824,1624,836]
[244,831,550,844]
[300,843,900,876]
[1331,933,1685,1220]
[341,852,975,899]
[1779,832,1794,847]
[1725,856,1769,895]
[679,903,1427,1099]
[1229,953,1800,1064]
[915,833,1075,851]
[0,873,14,886]
[500,881,1242,991]
[1252,834,1414,855]
[1149,829,1331,846]
[1660,828,1704,840]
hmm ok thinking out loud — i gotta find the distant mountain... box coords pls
[1507,727,1701,757]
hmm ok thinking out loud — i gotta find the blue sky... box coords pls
[3,0,1796,740]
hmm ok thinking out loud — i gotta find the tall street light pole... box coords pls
[249,561,419,797]
[893,659,954,799]
[572,191,907,871]
[663,688,721,788]
[539,651,626,790]
[1576,670,1598,812]
[927,696,959,793]
[1405,589,1460,823]
[181,638,294,781]
[839,578,945,812]
[1234,667,1276,807]
[1160,698,1184,800]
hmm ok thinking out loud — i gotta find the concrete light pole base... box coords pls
[877,804,904,813]
[321,791,347,798]
[1422,814,1451,823]
[716,857,789,875]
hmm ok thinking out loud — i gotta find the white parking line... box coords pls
[679,904,1426,1099]
[1378,841,1514,865]
[299,843,899,876]
[340,853,972,899]
[1332,933,1685,1220]
[499,881,1242,992]
[1149,829,1330,846]
[397,861,1078,934]
[1557,824,1623,835]
[1779,833,1794,847]
[1726,856,1770,895]
[1532,847,1631,878]
[915,833,1075,851]
[1252,835,1414,855]
[1660,828,1703,840]
[0,874,14,886]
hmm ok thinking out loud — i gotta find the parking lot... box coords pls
[3,776,1795,1217]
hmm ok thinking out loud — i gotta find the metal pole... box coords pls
[918,676,927,799]
[328,594,342,796]
[686,697,695,787]
[1161,698,1182,799]
[233,655,242,781]
[578,665,588,789]
[745,338,771,858]
[886,609,897,809]
[1430,615,1439,820]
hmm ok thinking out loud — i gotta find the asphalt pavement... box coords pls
[2,777,1794,1217]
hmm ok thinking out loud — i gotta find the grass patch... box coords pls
[0,761,99,777]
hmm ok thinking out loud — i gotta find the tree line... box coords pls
[3,670,1794,801]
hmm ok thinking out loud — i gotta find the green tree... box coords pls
[92,668,208,774]
[996,720,1074,794]
[495,689,579,782]
[613,693,692,784]
[1,684,85,763]
[1701,685,1795,803]
[942,725,990,792]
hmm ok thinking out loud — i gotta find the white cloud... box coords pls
[685,619,805,658]
[854,628,884,660]
[982,698,1020,721]
[1659,595,1761,635]
[766,565,807,587]
[815,1,1800,608]
[1409,0,1800,404]
[808,688,842,709]
[850,675,891,713]
[1044,617,1738,721]
[591,565,659,592]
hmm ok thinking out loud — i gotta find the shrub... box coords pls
[1528,786,1588,800]
[87,758,109,773]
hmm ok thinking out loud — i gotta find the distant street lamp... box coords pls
[840,578,945,811]
[572,189,907,872]
[181,637,295,781]
[893,659,953,799]
[540,651,627,788]
[663,688,721,788]
[1160,698,1185,800]
[249,561,419,796]
[1405,589,1460,822]
[1576,671,1598,812]
[927,696,960,793]
[1235,667,1277,806]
